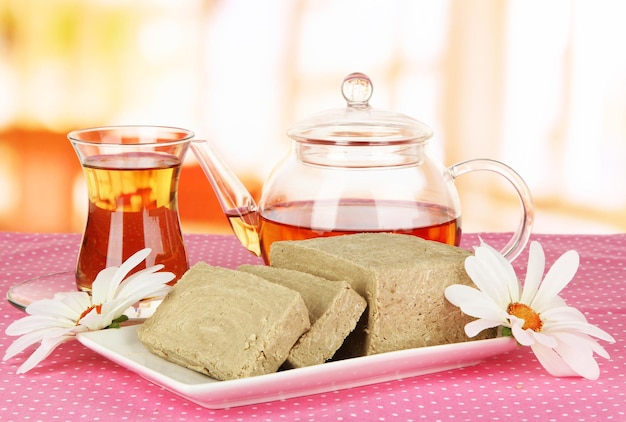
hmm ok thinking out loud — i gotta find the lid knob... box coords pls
[341,72,373,107]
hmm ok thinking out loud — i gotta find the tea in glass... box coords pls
[69,126,192,291]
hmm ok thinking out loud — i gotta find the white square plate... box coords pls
[77,326,516,409]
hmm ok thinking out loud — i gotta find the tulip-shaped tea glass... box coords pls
[68,126,193,292]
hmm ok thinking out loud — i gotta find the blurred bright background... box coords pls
[1,0,625,235]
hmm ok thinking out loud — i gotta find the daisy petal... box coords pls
[92,248,152,304]
[91,267,121,304]
[116,265,163,292]
[4,326,76,361]
[552,339,601,380]
[464,318,502,337]
[530,342,581,378]
[15,329,83,374]
[520,241,545,304]
[582,337,611,360]
[112,248,152,286]
[25,295,88,322]
[444,284,475,307]
[529,330,558,349]
[445,285,509,322]
[540,295,568,311]
[541,306,588,323]
[545,320,616,343]
[78,305,111,330]
[532,250,579,310]
[104,282,172,320]
[549,330,612,359]
[5,315,75,336]
[57,292,93,317]
[511,322,535,346]
[480,241,521,302]
[116,269,174,302]
[465,247,517,308]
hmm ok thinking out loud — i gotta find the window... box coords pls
[1,0,624,234]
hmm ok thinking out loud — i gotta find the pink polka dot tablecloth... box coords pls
[0,232,624,421]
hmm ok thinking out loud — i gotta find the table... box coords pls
[0,232,624,421]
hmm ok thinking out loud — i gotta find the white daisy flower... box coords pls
[444,240,615,380]
[4,248,174,374]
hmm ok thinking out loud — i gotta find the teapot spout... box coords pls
[190,140,261,256]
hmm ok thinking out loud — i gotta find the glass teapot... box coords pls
[192,72,534,262]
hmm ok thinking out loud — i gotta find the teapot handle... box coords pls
[449,159,534,261]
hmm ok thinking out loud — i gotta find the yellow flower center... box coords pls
[507,302,543,331]
[76,304,102,325]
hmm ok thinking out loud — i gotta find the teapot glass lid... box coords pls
[286,72,434,145]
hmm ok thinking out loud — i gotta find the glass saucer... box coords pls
[7,271,76,311]
[7,271,162,319]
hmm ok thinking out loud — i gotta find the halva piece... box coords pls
[136,262,310,380]
[269,233,495,357]
[238,264,367,368]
